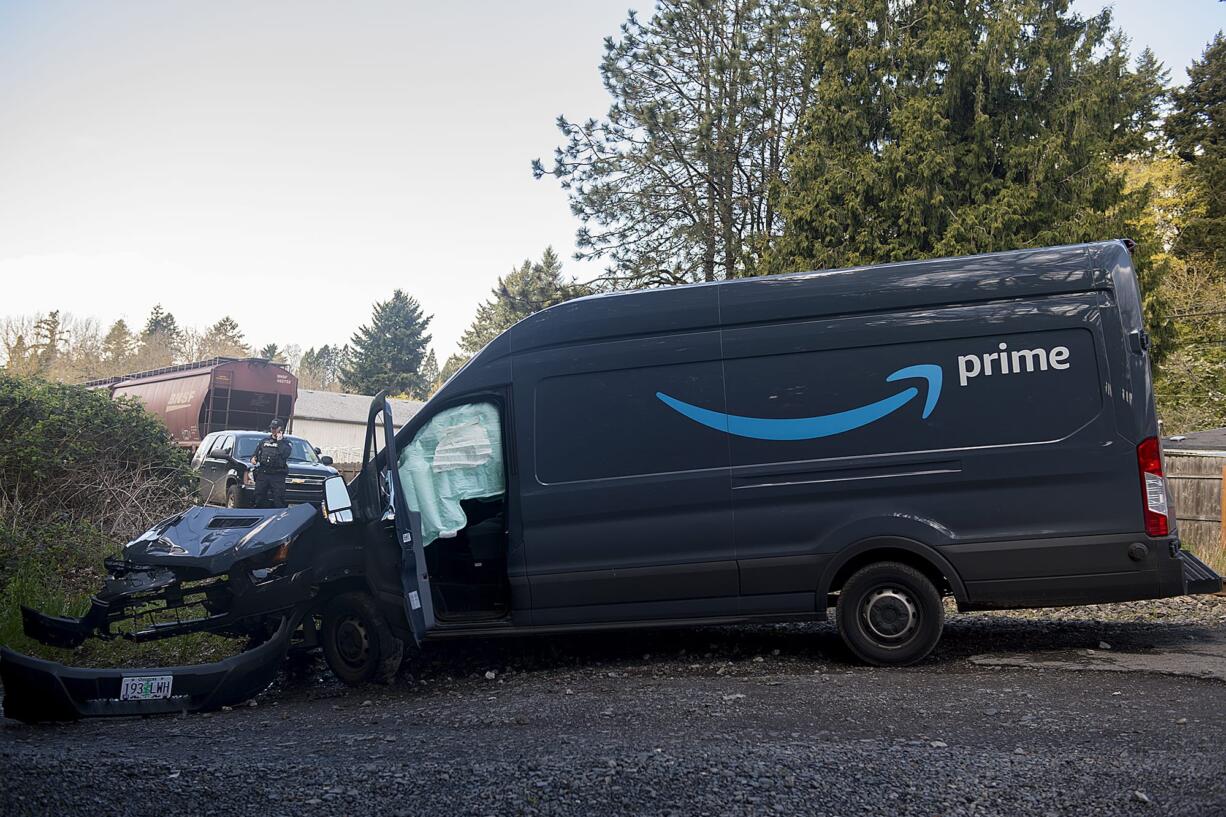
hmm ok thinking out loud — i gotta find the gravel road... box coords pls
[3,598,1226,817]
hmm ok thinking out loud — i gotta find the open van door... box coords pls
[362,392,435,644]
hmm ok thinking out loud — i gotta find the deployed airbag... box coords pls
[397,402,504,546]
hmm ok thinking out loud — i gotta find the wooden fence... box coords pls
[1166,452,1226,574]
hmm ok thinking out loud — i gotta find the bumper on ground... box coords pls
[0,613,300,723]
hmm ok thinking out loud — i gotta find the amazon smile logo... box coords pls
[655,364,943,441]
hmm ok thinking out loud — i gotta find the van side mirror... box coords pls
[323,476,353,524]
[320,455,334,466]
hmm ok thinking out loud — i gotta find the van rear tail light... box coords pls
[1136,436,1169,537]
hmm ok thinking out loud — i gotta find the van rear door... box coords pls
[1096,241,1159,444]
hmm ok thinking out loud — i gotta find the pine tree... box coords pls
[419,349,440,397]
[299,344,348,391]
[1166,33,1226,265]
[774,0,1167,266]
[102,320,136,371]
[258,343,284,363]
[535,0,818,286]
[457,248,587,357]
[3,333,34,375]
[439,353,467,384]
[31,311,66,373]
[771,0,1169,330]
[340,290,433,398]
[200,316,250,359]
[136,304,181,368]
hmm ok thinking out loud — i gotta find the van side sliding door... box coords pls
[515,331,738,625]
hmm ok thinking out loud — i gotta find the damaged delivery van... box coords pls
[4,240,1221,721]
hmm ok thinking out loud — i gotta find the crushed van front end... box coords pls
[3,504,324,722]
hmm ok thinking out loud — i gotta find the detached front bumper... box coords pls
[21,562,314,649]
[1,613,300,723]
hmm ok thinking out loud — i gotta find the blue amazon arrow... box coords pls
[655,364,943,441]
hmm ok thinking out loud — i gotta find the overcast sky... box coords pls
[0,1,1221,360]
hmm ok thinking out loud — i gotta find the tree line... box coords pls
[0,244,584,402]
[1,2,1222,429]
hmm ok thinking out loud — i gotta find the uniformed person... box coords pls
[250,419,292,508]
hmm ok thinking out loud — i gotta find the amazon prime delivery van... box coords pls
[11,240,1221,721]
[322,238,1217,669]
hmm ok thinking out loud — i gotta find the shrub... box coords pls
[0,374,229,665]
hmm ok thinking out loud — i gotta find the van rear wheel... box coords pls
[835,561,943,666]
[321,592,404,685]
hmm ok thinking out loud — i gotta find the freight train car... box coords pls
[86,357,297,448]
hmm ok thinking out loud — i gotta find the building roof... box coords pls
[294,388,424,425]
[1164,428,1226,456]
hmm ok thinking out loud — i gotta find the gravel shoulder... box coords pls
[3,598,1226,817]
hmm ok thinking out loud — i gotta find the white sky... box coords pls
[0,0,1221,359]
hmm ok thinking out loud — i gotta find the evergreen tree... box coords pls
[102,320,136,371]
[439,353,467,385]
[3,333,34,375]
[775,0,1167,267]
[258,343,284,363]
[340,290,433,397]
[31,311,66,373]
[419,349,440,396]
[200,316,250,359]
[535,0,818,286]
[143,304,180,340]
[298,344,348,391]
[1166,33,1226,264]
[771,0,1168,330]
[457,248,587,356]
[137,304,181,368]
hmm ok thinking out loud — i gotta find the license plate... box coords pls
[120,675,173,701]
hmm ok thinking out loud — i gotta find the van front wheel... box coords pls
[321,592,404,685]
[835,561,943,666]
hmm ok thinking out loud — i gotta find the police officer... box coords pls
[250,419,292,508]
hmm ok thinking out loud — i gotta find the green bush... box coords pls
[0,375,195,531]
[0,374,231,665]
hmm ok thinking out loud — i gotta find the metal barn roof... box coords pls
[294,389,424,426]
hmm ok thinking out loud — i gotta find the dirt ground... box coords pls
[3,598,1226,817]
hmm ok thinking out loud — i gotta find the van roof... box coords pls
[508,241,1130,354]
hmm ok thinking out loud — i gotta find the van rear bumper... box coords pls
[949,536,1221,610]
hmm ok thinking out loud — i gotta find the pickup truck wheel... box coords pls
[835,561,943,667]
[225,485,244,508]
[321,592,403,685]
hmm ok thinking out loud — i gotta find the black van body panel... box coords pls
[513,329,737,623]
[408,240,1201,627]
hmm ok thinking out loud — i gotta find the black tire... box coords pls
[226,484,244,508]
[835,561,943,667]
[321,592,404,685]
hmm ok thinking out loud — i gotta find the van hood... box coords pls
[123,504,318,576]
